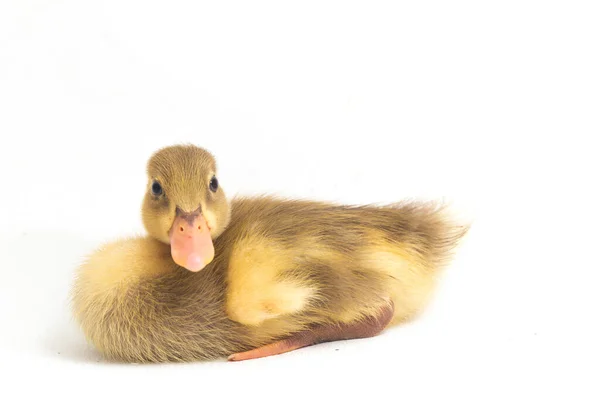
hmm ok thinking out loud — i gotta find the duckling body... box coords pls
[71,145,468,363]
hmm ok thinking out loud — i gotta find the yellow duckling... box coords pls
[71,144,469,362]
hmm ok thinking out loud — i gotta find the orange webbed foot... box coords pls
[228,301,394,361]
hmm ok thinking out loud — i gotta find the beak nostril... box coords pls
[198,225,202,230]
[179,226,184,232]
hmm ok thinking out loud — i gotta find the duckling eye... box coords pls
[209,176,219,192]
[151,181,163,196]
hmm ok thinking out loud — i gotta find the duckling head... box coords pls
[141,144,231,272]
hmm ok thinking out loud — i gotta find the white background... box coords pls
[1,0,599,399]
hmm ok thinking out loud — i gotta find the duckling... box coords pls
[71,144,469,363]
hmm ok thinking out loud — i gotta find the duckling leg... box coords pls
[228,302,394,361]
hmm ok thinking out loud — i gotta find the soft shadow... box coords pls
[37,231,107,364]
[1,230,111,364]
[42,313,105,364]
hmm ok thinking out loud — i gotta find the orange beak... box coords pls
[169,212,215,272]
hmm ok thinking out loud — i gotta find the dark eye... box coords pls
[209,176,219,192]
[151,181,163,196]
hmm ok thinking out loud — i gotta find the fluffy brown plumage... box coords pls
[71,144,469,362]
